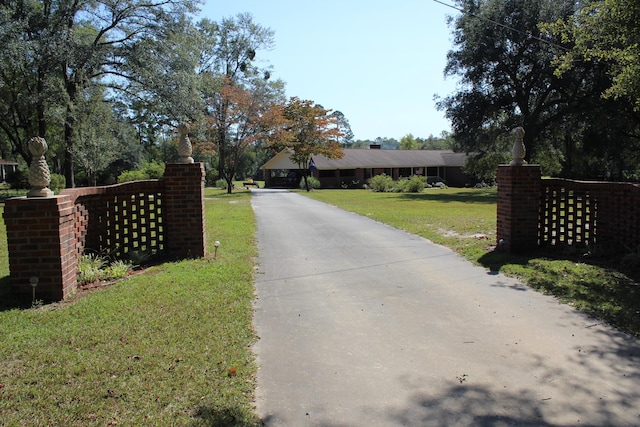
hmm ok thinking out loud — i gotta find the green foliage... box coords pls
[215,178,227,189]
[49,173,66,193]
[396,175,427,193]
[399,133,418,150]
[368,174,395,192]
[300,176,321,190]
[77,254,106,284]
[77,254,131,285]
[440,0,640,180]
[117,161,165,183]
[0,192,261,425]
[368,174,425,193]
[546,0,640,109]
[5,166,29,190]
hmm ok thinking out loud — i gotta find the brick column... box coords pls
[496,165,541,253]
[163,163,206,258]
[3,196,77,302]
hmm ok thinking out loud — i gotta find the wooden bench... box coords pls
[243,181,259,188]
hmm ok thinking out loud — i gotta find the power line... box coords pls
[431,0,570,52]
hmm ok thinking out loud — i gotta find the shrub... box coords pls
[368,174,394,192]
[117,161,165,183]
[104,260,132,280]
[49,173,66,193]
[402,175,427,193]
[77,254,105,284]
[300,176,321,190]
[117,169,147,183]
[215,179,227,189]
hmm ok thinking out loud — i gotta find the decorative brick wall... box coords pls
[540,178,640,251]
[496,164,541,253]
[3,163,205,303]
[163,163,206,259]
[3,197,76,301]
[498,169,640,253]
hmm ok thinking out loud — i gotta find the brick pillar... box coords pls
[163,163,206,258]
[496,165,541,253]
[3,196,77,302]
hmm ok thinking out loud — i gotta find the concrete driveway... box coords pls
[251,189,640,426]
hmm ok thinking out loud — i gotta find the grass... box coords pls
[300,187,640,337]
[0,187,262,426]
[1,184,639,425]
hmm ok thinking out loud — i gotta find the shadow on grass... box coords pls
[398,189,497,204]
[478,248,640,338]
[191,405,263,427]
[0,276,32,311]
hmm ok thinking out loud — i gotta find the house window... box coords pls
[399,168,411,177]
[319,170,334,178]
[427,167,439,177]
[338,169,356,177]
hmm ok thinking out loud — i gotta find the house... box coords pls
[260,147,470,188]
[0,159,19,183]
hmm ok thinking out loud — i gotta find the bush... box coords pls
[6,167,29,189]
[368,174,394,192]
[369,174,426,193]
[117,161,165,183]
[402,175,427,193]
[49,174,66,193]
[299,176,321,190]
[215,179,227,189]
[117,169,147,183]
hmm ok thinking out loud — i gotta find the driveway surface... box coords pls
[251,189,640,426]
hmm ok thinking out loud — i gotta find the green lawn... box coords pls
[300,187,640,337]
[1,185,638,426]
[0,189,262,426]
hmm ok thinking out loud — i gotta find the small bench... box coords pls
[243,181,259,188]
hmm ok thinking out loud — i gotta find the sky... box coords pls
[197,0,461,141]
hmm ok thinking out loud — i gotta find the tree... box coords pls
[547,0,640,110]
[399,133,418,150]
[202,76,284,193]
[196,14,283,191]
[330,111,354,147]
[71,86,119,186]
[437,0,640,179]
[271,97,344,191]
[0,0,199,188]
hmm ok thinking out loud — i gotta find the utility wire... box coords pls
[431,0,570,52]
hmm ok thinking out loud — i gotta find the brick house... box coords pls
[261,147,470,188]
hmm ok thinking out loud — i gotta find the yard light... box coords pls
[29,276,39,304]
[214,241,221,259]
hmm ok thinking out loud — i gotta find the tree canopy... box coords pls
[439,0,640,180]
[271,97,344,191]
[546,0,640,110]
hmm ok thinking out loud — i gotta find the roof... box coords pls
[261,149,467,170]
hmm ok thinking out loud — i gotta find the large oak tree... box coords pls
[439,0,640,179]
[0,0,199,187]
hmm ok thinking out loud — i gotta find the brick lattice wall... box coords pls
[62,181,165,259]
[540,178,640,251]
[3,163,205,302]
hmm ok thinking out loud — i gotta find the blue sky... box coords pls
[198,1,461,141]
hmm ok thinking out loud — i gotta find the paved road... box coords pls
[251,189,640,427]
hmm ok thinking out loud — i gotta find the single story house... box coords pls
[260,147,470,188]
[0,159,19,182]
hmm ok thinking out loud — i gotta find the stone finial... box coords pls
[27,137,54,197]
[510,127,527,166]
[177,124,194,164]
